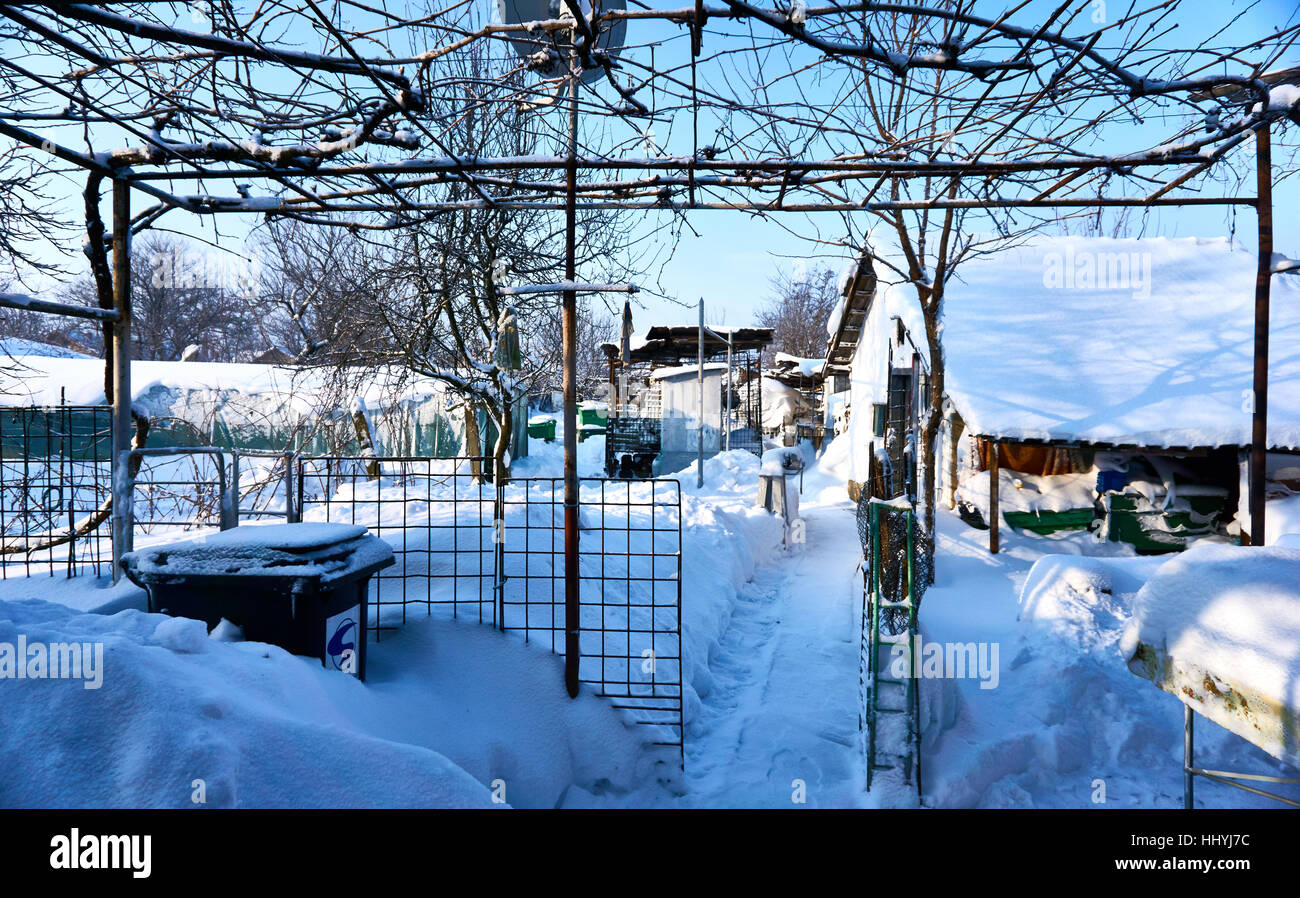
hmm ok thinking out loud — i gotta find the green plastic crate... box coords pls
[527,418,556,441]
[1105,493,1225,554]
[1003,507,1096,536]
[578,405,608,428]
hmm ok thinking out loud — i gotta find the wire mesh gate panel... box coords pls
[296,456,499,629]
[857,488,923,798]
[296,457,685,755]
[499,477,684,754]
[1,404,112,578]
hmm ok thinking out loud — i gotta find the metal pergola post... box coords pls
[1250,121,1273,547]
[697,298,704,489]
[109,178,132,582]
[725,334,733,453]
[562,45,581,698]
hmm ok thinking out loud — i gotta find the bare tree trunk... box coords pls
[921,326,944,540]
[351,402,381,480]
[493,395,512,486]
[463,402,482,482]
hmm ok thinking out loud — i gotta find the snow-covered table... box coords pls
[121,523,394,680]
[1122,543,1300,806]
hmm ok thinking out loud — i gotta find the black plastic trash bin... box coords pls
[120,523,394,680]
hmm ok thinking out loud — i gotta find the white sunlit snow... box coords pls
[2,416,1298,808]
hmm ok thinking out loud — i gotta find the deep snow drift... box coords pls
[3,424,1298,808]
[921,522,1300,808]
[0,429,791,808]
[0,596,493,808]
[0,576,669,808]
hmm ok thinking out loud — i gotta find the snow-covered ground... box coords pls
[673,451,868,807]
[920,520,1300,808]
[2,421,1297,808]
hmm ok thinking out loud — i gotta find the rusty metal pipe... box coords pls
[563,48,581,698]
[1250,123,1272,546]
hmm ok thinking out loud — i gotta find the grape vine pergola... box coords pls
[1,1,1297,695]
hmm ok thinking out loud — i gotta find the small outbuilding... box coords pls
[825,235,1300,553]
[600,322,775,477]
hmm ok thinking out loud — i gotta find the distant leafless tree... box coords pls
[52,233,264,362]
[530,296,619,401]
[757,264,840,364]
[264,40,655,479]
[253,220,391,364]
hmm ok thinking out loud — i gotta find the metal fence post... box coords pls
[494,480,506,630]
[223,450,240,530]
[562,43,581,698]
[697,298,704,488]
[284,451,298,523]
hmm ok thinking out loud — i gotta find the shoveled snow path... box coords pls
[681,493,868,807]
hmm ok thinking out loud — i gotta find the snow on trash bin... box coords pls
[121,523,394,680]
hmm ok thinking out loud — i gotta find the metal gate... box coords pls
[296,455,685,756]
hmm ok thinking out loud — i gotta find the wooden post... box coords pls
[463,404,482,482]
[109,179,132,582]
[609,357,619,415]
[988,441,1000,555]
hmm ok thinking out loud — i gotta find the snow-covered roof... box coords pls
[0,356,453,408]
[936,235,1300,449]
[772,353,825,378]
[648,362,730,381]
[0,337,94,360]
[608,326,775,366]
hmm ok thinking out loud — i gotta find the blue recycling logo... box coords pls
[327,618,357,670]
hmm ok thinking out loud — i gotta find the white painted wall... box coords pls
[839,296,927,485]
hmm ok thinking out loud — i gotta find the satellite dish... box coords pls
[497,0,627,84]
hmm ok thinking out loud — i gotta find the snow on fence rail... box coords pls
[2,406,305,578]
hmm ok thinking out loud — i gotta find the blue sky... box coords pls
[616,0,1300,328]
[7,0,1300,333]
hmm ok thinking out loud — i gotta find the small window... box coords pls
[872,403,887,438]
